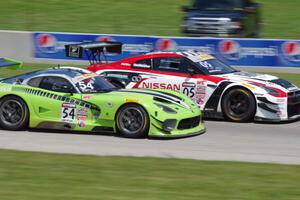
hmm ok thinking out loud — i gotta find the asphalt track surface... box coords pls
[0,120,299,165]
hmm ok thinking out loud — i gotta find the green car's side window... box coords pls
[39,77,76,93]
[27,77,43,87]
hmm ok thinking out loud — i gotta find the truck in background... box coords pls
[181,0,261,38]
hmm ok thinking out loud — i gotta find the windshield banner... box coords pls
[33,32,300,67]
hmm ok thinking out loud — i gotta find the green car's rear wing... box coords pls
[65,41,123,65]
[0,58,22,69]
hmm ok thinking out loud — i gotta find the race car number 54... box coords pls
[61,103,76,122]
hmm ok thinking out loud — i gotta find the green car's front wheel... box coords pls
[116,104,149,138]
[0,96,29,130]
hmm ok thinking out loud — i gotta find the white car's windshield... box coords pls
[194,59,238,75]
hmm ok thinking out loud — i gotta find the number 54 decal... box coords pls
[61,103,76,122]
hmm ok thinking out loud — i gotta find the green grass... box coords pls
[0,0,299,39]
[268,72,300,88]
[0,150,299,200]
[1,64,63,78]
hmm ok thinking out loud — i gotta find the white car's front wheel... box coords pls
[221,88,256,122]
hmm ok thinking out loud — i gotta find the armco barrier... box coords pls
[33,32,300,68]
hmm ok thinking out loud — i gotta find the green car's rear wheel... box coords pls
[116,104,149,138]
[0,96,29,130]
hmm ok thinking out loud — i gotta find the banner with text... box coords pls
[33,32,300,67]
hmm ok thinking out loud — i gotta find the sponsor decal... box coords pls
[142,82,181,90]
[219,40,277,60]
[132,63,151,69]
[182,82,196,88]
[77,108,88,120]
[77,108,87,128]
[281,41,300,62]
[83,95,92,100]
[68,46,80,58]
[96,36,153,54]
[72,73,97,83]
[123,44,153,53]
[36,34,58,53]
[179,45,214,54]
[219,40,241,60]
[196,86,206,94]
[78,121,86,128]
[195,80,206,105]
[121,62,131,66]
[96,36,114,42]
[196,80,206,93]
[196,94,206,105]
[106,73,129,79]
[61,103,76,122]
[0,85,12,92]
[198,54,215,61]
[156,39,177,51]
[126,99,140,103]
[277,99,286,103]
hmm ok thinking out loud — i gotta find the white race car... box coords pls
[66,42,300,122]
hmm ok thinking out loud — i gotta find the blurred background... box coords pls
[0,0,299,39]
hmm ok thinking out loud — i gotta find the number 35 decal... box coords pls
[61,103,76,122]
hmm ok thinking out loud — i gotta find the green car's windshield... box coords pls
[74,75,116,93]
[194,59,238,75]
[192,0,244,11]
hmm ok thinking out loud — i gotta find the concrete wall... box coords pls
[0,30,32,62]
[0,30,89,65]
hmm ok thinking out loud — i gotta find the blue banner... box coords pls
[33,32,300,67]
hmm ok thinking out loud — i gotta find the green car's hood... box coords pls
[84,89,193,110]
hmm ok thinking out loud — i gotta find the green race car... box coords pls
[0,66,205,138]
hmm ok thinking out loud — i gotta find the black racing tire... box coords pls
[116,104,149,138]
[0,96,29,130]
[221,88,256,122]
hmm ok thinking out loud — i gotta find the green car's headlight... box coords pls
[154,103,177,114]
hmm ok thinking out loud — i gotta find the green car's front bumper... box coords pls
[147,103,206,138]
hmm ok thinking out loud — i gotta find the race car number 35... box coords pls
[61,103,76,122]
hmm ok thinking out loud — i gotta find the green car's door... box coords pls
[26,76,80,128]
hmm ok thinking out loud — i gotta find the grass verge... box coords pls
[0,149,299,200]
[267,72,300,88]
[0,0,299,39]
